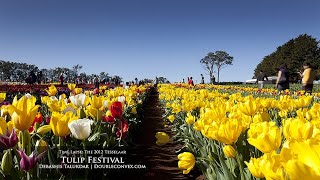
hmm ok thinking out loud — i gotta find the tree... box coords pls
[200,51,234,83]
[157,77,170,84]
[99,72,109,81]
[254,34,320,82]
[72,64,83,76]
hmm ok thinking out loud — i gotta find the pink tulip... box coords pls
[18,149,46,172]
[0,129,19,149]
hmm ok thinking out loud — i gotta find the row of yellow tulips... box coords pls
[158,84,320,180]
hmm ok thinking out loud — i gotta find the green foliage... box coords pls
[254,34,320,82]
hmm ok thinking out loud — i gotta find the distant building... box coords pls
[244,76,278,84]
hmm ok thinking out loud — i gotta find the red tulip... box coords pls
[116,118,129,139]
[110,101,123,119]
[28,113,43,133]
[102,115,116,124]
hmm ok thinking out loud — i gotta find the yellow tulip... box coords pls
[46,85,58,96]
[90,95,104,109]
[46,98,62,112]
[171,102,181,114]
[36,125,52,135]
[74,88,83,95]
[6,121,13,133]
[168,115,175,123]
[247,122,281,153]
[245,157,265,178]
[214,118,243,145]
[0,117,7,135]
[35,139,48,154]
[177,152,195,174]
[7,95,40,131]
[223,145,236,158]
[239,98,259,117]
[68,84,76,91]
[50,112,78,137]
[281,139,320,179]
[252,111,270,123]
[283,118,313,140]
[185,112,195,125]
[131,107,137,114]
[261,151,287,180]
[1,105,9,117]
[41,96,49,104]
[295,96,313,109]
[86,105,103,121]
[155,132,170,146]
[0,93,6,103]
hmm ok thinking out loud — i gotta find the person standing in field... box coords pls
[256,70,268,90]
[59,72,65,85]
[93,75,100,89]
[275,64,289,92]
[188,77,194,86]
[201,74,205,84]
[298,62,316,94]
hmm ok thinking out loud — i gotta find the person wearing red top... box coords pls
[188,77,194,86]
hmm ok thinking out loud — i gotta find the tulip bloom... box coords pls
[28,113,43,133]
[245,157,265,178]
[68,84,76,91]
[155,132,170,146]
[68,119,94,140]
[168,115,175,123]
[46,85,58,96]
[223,145,236,158]
[110,101,123,119]
[0,117,6,135]
[7,95,40,131]
[18,149,45,172]
[185,112,195,125]
[116,119,129,139]
[0,129,19,149]
[102,115,116,124]
[35,139,48,154]
[247,122,281,153]
[214,118,243,145]
[0,93,6,103]
[281,139,320,179]
[239,99,259,116]
[69,93,86,108]
[50,112,78,137]
[90,95,104,110]
[36,125,52,135]
[283,118,313,140]
[178,152,196,174]
[73,88,83,95]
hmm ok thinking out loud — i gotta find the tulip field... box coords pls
[159,83,320,180]
[1,82,320,179]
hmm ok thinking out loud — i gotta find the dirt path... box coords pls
[134,88,199,180]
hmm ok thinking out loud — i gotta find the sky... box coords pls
[1,0,320,83]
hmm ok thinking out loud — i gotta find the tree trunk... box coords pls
[217,69,220,83]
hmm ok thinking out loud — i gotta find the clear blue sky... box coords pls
[1,0,320,83]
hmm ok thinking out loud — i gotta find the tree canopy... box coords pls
[0,60,121,84]
[254,34,320,82]
[200,51,234,83]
